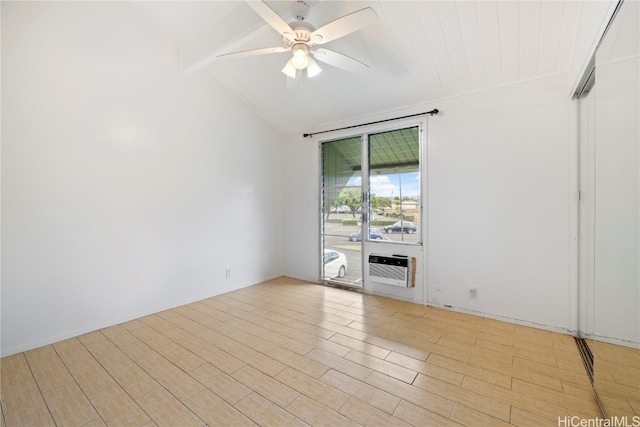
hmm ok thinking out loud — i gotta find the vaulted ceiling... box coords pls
[132,1,616,134]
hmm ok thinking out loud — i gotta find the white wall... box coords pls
[281,133,320,282]
[1,1,283,356]
[283,74,577,332]
[426,76,573,331]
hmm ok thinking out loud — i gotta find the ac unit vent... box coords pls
[368,254,410,287]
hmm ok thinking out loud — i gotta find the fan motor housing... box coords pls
[282,19,323,48]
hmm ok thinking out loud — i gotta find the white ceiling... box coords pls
[132,1,616,134]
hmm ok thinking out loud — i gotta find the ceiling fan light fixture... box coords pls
[307,57,321,78]
[281,58,297,78]
[230,1,378,84]
[291,44,310,69]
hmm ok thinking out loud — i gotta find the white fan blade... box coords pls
[246,1,296,43]
[218,46,288,59]
[313,48,369,73]
[310,8,377,45]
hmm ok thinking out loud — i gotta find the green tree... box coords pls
[372,195,392,211]
[334,187,361,218]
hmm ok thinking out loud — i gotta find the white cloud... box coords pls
[346,173,420,198]
[369,175,398,197]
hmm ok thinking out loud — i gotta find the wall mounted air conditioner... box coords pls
[368,254,414,288]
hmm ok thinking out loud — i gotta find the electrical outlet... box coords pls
[469,286,477,297]
[436,280,442,291]
[225,269,231,279]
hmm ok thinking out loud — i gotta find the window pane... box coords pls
[368,127,421,244]
[321,136,362,285]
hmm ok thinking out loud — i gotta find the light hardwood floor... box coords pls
[1,277,607,426]
[589,340,640,418]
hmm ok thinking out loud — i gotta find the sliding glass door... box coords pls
[320,125,422,288]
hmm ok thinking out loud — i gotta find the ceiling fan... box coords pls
[218,1,378,82]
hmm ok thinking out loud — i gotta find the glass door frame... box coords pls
[319,119,426,289]
[319,133,367,288]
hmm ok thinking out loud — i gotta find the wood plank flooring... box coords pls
[589,340,640,418]
[1,277,607,426]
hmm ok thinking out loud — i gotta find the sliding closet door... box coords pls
[590,0,639,347]
[578,0,639,418]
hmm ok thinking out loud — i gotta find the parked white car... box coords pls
[323,249,347,278]
[330,205,351,213]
